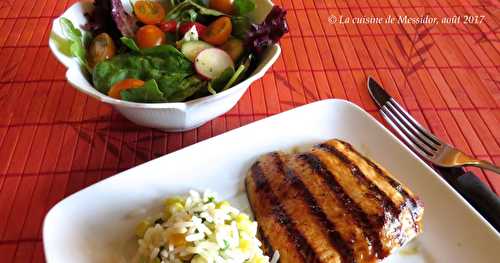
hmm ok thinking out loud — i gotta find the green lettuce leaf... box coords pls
[233,0,255,16]
[59,17,89,70]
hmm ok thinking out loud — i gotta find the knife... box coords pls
[367,76,500,232]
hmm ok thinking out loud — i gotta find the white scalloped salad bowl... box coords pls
[49,0,281,132]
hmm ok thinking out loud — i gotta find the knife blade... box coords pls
[367,76,500,232]
[367,77,391,108]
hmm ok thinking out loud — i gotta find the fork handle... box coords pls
[471,160,500,174]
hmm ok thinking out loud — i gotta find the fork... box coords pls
[379,99,500,174]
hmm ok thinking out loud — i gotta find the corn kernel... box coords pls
[164,202,184,218]
[236,213,252,232]
[216,201,230,209]
[239,237,251,252]
[236,213,249,223]
[163,197,184,206]
[191,255,207,263]
[168,233,187,247]
[249,255,266,263]
[135,220,150,238]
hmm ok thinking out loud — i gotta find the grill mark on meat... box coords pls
[246,181,276,258]
[317,143,401,217]
[317,143,404,247]
[258,228,275,259]
[337,140,422,233]
[250,162,318,262]
[272,153,355,263]
[299,153,388,259]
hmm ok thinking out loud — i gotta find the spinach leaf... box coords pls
[167,0,224,21]
[93,55,144,93]
[142,44,183,58]
[231,16,252,39]
[120,37,140,52]
[157,72,191,98]
[179,8,198,23]
[121,79,166,103]
[233,0,255,16]
[118,42,193,75]
[168,76,207,102]
[93,43,194,93]
[189,1,225,16]
[142,45,194,73]
[60,18,89,70]
[92,43,196,102]
[210,67,235,93]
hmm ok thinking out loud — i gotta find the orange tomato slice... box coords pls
[134,1,166,25]
[209,0,234,15]
[136,25,166,49]
[108,79,145,99]
[201,16,232,45]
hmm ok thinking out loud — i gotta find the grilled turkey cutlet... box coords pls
[245,139,424,263]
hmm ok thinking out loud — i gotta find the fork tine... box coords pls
[385,100,440,150]
[381,106,434,158]
[388,99,442,147]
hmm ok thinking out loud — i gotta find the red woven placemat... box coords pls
[0,0,498,261]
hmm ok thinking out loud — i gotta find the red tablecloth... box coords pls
[0,0,499,261]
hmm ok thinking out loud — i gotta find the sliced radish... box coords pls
[195,48,234,80]
[181,40,213,62]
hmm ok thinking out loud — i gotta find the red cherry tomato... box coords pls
[133,1,166,25]
[159,20,177,33]
[179,22,207,36]
[136,25,166,48]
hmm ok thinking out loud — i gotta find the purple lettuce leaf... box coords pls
[83,0,138,40]
[245,6,289,54]
[110,0,138,37]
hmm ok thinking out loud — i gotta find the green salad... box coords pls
[57,0,288,103]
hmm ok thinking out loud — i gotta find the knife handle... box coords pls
[442,170,500,232]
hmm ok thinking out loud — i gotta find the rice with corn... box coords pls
[134,190,278,263]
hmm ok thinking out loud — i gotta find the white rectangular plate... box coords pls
[43,99,500,263]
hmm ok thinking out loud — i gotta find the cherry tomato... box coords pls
[209,0,234,14]
[133,1,166,25]
[87,33,116,68]
[136,25,166,48]
[108,79,145,99]
[201,16,232,45]
[159,20,177,33]
[179,22,207,36]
